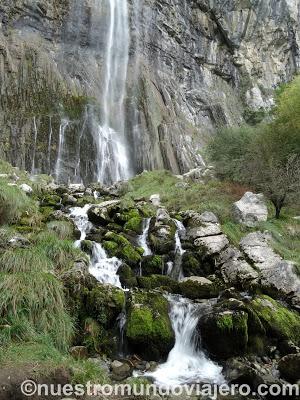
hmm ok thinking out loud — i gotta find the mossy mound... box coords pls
[125,290,175,361]
[103,232,142,267]
[181,251,205,277]
[250,295,300,346]
[137,275,180,293]
[199,310,249,359]
[178,277,221,300]
[117,264,137,289]
[141,255,164,276]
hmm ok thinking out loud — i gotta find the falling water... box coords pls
[55,119,69,183]
[147,295,224,387]
[69,205,122,287]
[169,220,186,281]
[89,242,122,287]
[31,117,38,174]
[138,218,152,256]
[48,117,53,172]
[96,0,131,184]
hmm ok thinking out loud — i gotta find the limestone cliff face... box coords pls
[0,0,299,182]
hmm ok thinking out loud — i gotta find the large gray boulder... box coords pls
[240,232,300,307]
[233,192,268,227]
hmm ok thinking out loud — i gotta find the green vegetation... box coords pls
[208,76,300,218]
[0,181,38,224]
[251,295,300,345]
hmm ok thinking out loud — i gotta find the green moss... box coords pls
[102,241,118,256]
[103,232,142,266]
[251,295,300,345]
[104,232,129,246]
[137,275,179,293]
[124,217,143,234]
[141,255,164,276]
[126,291,175,361]
[179,279,221,300]
[121,245,142,265]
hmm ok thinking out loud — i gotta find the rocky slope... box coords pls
[0,0,299,183]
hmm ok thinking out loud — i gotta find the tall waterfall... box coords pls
[147,296,224,387]
[95,0,131,184]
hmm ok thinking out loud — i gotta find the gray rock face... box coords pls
[233,192,268,227]
[240,232,300,306]
[0,1,299,183]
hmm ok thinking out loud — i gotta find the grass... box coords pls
[0,247,53,273]
[125,170,245,221]
[0,272,73,350]
[0,340,109,384]
[0,181,38,225]
[47,220,75,240]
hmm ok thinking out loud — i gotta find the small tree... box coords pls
[248,153,300,219]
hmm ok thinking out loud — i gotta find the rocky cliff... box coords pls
[0,0,299,183]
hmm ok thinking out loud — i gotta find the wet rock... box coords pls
[125,290,175,361]
[62,194,77,206]
[149,209,176,254]
[179,276,219,300]
[199,310,249,359]
[88,200,121,226]
[233,192,268,227]
[111,360,132,381]
[278,353,300,383]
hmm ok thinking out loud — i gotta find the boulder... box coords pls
[111,360,132,381]
[219,247,258,287]
[198,310,249,359]
[181,251,204,277]
[19,183,33,194]
[68,183,85,193]
[240,232,300,305]
[179,276,219,300]
[233,192,268,227]
[88,200,121,225]
[141,255,164,276]
[149,194,161,207]
[194,234,229,255]
[125,291,175,361]
[278,353,300,383]
[149,209,176,254]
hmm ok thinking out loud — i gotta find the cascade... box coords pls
[169,220,186,280]
[31,117,38,174]
[147,295,224,387]
[55,120,69,183]
[48,117,53,172]
[138,218,152,256]
[95,0,131,184]
[69,205,122,287]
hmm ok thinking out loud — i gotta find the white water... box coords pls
[69,205,122,287]
[55,119,69,183]
[48,117,53,172]
[31,117,38,174]
[147,296,224,387]
[169,220,186,280]
[95,0,131,184]
[138,218,152,256]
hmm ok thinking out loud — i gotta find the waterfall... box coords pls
[31,117,38,174]
[95,0,131,184]
[48,117,53,172]
[147,295,224,387]
[55,119,69,183]
[169,220,186,280]
[69,205,122,287]
[138,218,152,256]
[89,242,122,288]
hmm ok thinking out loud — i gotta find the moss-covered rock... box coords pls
[124,217,143,234]
[125,290,175,361]
[182,251,205,277]
[250,295,300,346]
[103,232,142,267]
[141,255,164,276]
[137,275,180,293]
[117,264,137,289]
[199,310,249,359]
[40,193,62,208]
[179,277,221,300]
